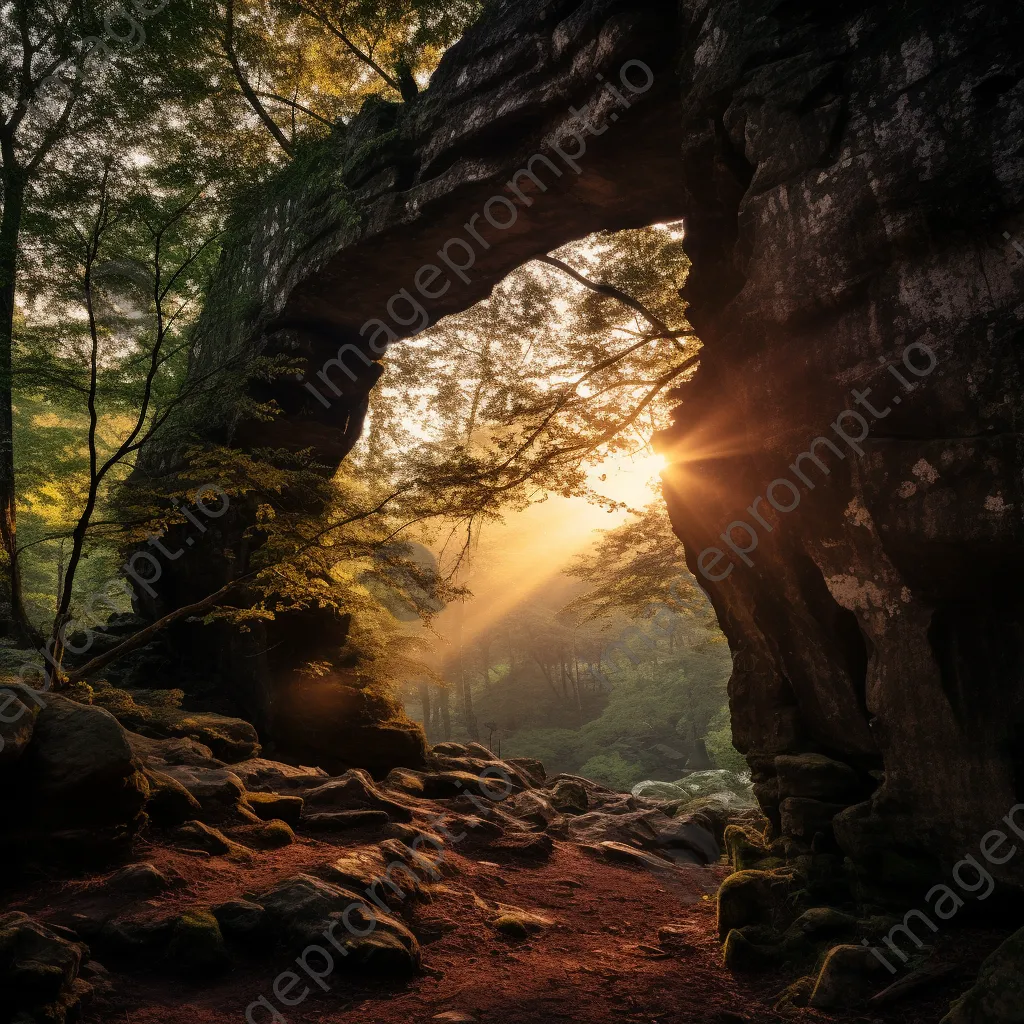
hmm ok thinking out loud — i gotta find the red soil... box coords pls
[6,838,998,1024]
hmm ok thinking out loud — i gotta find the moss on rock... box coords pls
[166,910,229,977]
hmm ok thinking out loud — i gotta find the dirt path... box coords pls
[6,840,978,1024]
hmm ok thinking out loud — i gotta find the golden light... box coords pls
[586,448,668,509]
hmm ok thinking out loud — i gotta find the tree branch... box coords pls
[223,0,294,157]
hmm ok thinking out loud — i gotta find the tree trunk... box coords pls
[419,682,432,740]
[0,169,34,643]
[439,687,452,741]
[457,598,479,740]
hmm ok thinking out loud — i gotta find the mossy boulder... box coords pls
[144,767,203,827]
[176,820,254,861]
[85,684,260,763]
[166,910,229,977]
[244,791,304,826]
[717,868,801,940]
[156,765,251,823]
[809,943,891,1009]
[942,926,1024,1024]
[722,926,784,971]
[232,818,296,849]
[724,824,770,871]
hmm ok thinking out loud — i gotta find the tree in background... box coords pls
[0,0,213,640]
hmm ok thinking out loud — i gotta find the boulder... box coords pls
[104,862,172,896]
[103,699,259,763]
[156,765,252,823]
[125,730,225,769]
[506,757,546,785]
[716,869,800,940]
[175,820,253,860]
[676,770,754,802]
[259,873,361,944]
[303,770,413,821]
[652,815,720,864]
[584,841,685,874]
[97,912,175,958]
[484,831,554,859]
[302,810,391,831]
[212,900,265,940]
[0,912,91,1024]
[724,824,771,871]
[244,791,304,826]
[0,685,40,764]
[317,846,424,905]
[503,790,562,831]
[166,910,229,977]
[809,944,891,1009]
[231,819,295,849]
[144,768,204,827]
[228,758,328,792]
[567,809,665,848]
[722,926,784,971]
[547,777,588,814]
[632,780,689,802]
[426,754,534,793]
[384,767,427,796]
[432,742,469,756]
[6,693,148,860]
[256,873,420,973]
[942,926,1024,1024]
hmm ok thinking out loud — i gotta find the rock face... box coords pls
[660,0,1024,893]
[152,0,1024,886]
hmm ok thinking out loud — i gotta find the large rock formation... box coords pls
[151,0,1024,887]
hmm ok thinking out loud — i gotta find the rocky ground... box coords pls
[0,683,1014,1023]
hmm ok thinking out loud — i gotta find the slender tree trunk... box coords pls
[0,169,35,643]
[457,599,479,740]
[439,687,452,741]
[54,540,65,610]
[419,682,431,740]
[480,636,491,689]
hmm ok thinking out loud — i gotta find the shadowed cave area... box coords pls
[3,0,1024,1021]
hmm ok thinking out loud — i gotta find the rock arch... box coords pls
[158,0,1024,891]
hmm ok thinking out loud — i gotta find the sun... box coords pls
[588,449,667,508]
